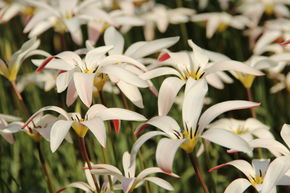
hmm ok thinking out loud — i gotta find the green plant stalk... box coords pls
[187,153,209,193]
[10,81,29,118]
[36,142,55,193]
[78,137,101,193]
[246,87,256,118]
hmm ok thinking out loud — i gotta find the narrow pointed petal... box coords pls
[224,178,251,193]
[123,152,136,178]
[82,118,106,147]
[22,106,70,129]
[73,72,95,107]
[98,108,146,121]
[84,163,96,190]
[145,177,174,190]
[198,100,260,133]
[140,67,180,80]
[249,139,289,157]
[104,26,124,55]
[112,120,120,134]
[50,120,73,152]
[130,131,167,167]
[262,156,290,193]
[183,78,208,130]
[66,80,78,107]
[205,60,264,76]
[102,65,148,88]
[129,37,180,59]
[90,164,123,176]
[1,133,15,144]
[86,104,107,120]
[280,124,290,149]
[117,81,144,108]
[56,71,72,93]
[201,128,252,153]
[156,138,186,173]
[158,77,185,116]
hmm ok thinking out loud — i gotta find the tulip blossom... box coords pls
[34,45,149,107]
[0,37,50,82]
[210,158,290,193]
[24,0,102,45]
[22,105,146,152]
[192,12,251,39]
[141,40,263,116]
[90,151,177,193]
[270,72,290,93]
[130,78,259,173]
[0,114,23,144]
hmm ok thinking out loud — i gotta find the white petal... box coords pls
[156,138,186,173]
[123,152,135,178]
[254,31,281,55]
[104,26,124,55]
[22,106,70,129]
[98,108,146,121]
[158,77,185,116]
[86,104,107,120]
[140,67,181,80]
[82,118,106,147]
[183,78,208,131]
[280,124,290,149]
[28,20,53,38]
[129,37,180,59]
[137,167,179,180]
[101,65,148,88]
[66,80,78,107]
[90,164,123,176]
[130,131,167,167]
[205,60,264,77]
[65,18,83,45]
[224,178,251,193]
[201,128,252,153]
[262,156,290,193]
[1,133,15,144]
[56,71,72,93]
[249,139,289,157]
[198,100,260,133]
[50,120,73,152]
[117,81,144,108]
[145,177,174,190]
[73,72,95,107]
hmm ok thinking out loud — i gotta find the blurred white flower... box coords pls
[238,0,290,27]
[192,12,251,39]
[91,151,177,193]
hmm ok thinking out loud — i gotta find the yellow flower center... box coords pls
[180,129,198,153]
[94,73,108,91]
[235,126,248,135]
[217,23,228,32]
[23,6,35,16]
[235,74,255,88]
[264,4,274,15]
[72,120,89,138]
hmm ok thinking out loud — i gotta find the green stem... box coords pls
[10,81,29,117]
[188,153,209,193]
[36,142,54,193]
[246,87,256,118]
[78,137,100,193]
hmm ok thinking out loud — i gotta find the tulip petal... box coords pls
[158,77,185,116]
[129,37,180,59]
[140,67,181,80]
[183,78,208,131]
[201,128,252,153]
[280,124,290,149]
[130,131,167,167]
[117,81,144,108]
[102,65,148,88]
[205,60,264,76]
[224,178,251,193]
[66,80,78,107]
[82,118,106,147]
[122,178,135,193]
[123,152,136,178]
[262,156,290,193]
[145,177,174,190]
[56,71,72,93]
[57,182,92,193]
[50,120,73,152]
[249,139,289,157]
[156,138,186,173]
[104,26,124,55]
[198,100,260,133]
[98,108,146,121]
[73,72,95,107]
